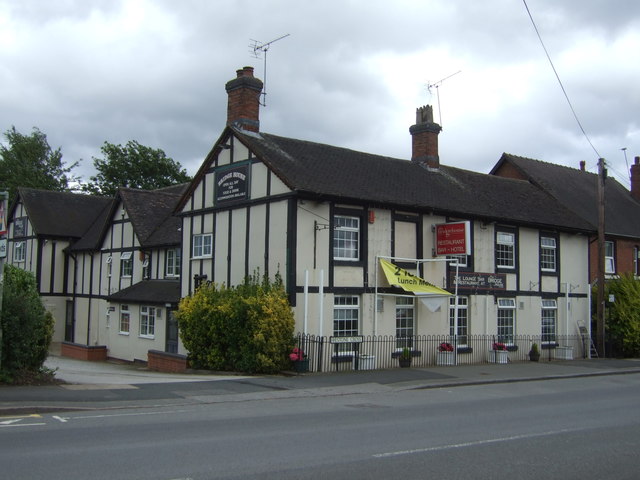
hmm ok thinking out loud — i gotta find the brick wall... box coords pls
[61,342,108,361]
[147,350,188,373]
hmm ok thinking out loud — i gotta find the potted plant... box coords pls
[436,342,455,366]
[398,347,412,368]
[490,342,509,364]
[289,347,309,373]
[529,343,540,362]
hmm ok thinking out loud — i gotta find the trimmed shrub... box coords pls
[177,273,295,374]
[1,265,54,374]
[601,273,640,357]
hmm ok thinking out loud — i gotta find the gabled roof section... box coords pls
[492,153,640,238]
[120,184,188,247]
[70,184,188,252]
[106,279,180,304]
[175,127,235,213]
[230,130,594,233]
[10,188,112,238]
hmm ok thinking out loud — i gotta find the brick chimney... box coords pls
[631,156,640,201]
[579,160,586,171]
[225,66,263,132]
[410,105,442,168]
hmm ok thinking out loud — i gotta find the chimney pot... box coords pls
[410,105,442,168]
[226,66,263,132]
[580,160,586,171]
[630,155,640,201]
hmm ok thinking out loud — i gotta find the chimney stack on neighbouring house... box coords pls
[579,160,586,171]
[410,105,442,168]
[225,66,263,132]
[630,156,640,201]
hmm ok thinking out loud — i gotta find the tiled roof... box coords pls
[12,188,112,238]
[71,184,188,251]
[493,153,640,238]
[120,184,188,247]
[232,129,594,233]
[106,279,180,304]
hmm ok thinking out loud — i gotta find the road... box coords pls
[2,374,640,479]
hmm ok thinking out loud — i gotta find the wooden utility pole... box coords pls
[596,157,606,357]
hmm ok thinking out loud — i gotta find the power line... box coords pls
[522,0,601,160]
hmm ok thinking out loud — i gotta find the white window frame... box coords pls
[139,306,156,338]
[13,240,26,262]
[120,251,133,278]
[496,232,515,269]
[395,296,415,349]
[541,299,557,344]
[333,295,359,352]
[192,234,212,259]
[166,248,181,277]
[605,241,615,274]
[119,304,130,335]
[540,236,557,272]
[333,215,360,261]
[497,298,516,345]
[449,296,469,346]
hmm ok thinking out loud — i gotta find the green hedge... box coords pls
[1,264,54,374]
[177,273,295,374]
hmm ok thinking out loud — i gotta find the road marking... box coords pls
[0,419,23,426]
[373,429,572,458]
[52,415,69,423]
[75,408,192,420]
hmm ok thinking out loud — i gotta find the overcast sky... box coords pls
[1,0,639,189]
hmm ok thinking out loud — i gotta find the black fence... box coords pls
[292,333,589,373]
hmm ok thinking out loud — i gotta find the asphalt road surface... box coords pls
[2,374,640,479]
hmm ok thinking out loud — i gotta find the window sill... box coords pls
[139,335,155,340]
[119,332,130,336]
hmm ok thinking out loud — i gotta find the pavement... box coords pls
[1,351,640,416]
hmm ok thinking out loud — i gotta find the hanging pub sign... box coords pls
[215,164,249,204]
[434,221,471,256]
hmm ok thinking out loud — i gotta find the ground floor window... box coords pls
[497,298,516,344]
[333,295,359,352]
[449,296,469,345]
[140,306,156,338]
[541,299,557,344]
[119,305,130,334]
[395,296,414,348]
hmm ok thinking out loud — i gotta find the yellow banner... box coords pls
[380,259,452,296]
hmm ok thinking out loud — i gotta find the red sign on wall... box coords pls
[435,221,470,256]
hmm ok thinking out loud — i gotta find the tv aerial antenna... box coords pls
[427,70,461,128]
[249,33,290,106]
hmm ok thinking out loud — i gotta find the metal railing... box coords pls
[293,333,587,373]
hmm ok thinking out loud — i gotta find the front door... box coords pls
[166,309,178,354]
[64,300,74,342]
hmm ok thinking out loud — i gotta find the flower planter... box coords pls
[398,357,412,368]
[353,354,376,370]
[292,359,309,373]
[555,346,574,360]
[436,351,455,366]
[489,349,509,364]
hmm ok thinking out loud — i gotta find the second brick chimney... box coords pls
[631,156,640,201]
[410,105,442,168]
[225,66,263,132]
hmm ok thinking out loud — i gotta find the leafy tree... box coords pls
[1,265,54,378]
[0,126,78,202]
[82,140,191,195]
